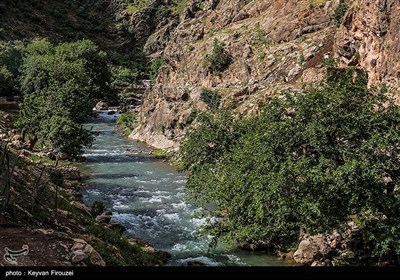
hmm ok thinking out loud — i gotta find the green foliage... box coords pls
[181,68,400,260]
[200,88,221,110]
[124,0,150,14]
[112,66,139,88]
[0,42,23,96]
[354,51,361,62]
[204,39,232,75]
[38,115,95,156]
[126,5,139,14]
[16,39,110,156]
[334,2,348,27]
[26,153,70,167]
[181,109,245,172]
[0,66,14,96]
[149,56,166,81]
[252,23,269,48]
[116,111,138,135]
[152,148,170,159]
[111,66,139,110]
[321,57,337,68]
[91,201,105,217]
[155,124,165,133]
[173,0,191,15]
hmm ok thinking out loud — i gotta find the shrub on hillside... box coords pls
[200,88,221,110]
[204,39,232,75]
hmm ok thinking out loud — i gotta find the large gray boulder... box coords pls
[293,234,332,265]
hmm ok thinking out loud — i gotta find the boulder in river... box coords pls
[95,101,109,110]
[107,110,116,115]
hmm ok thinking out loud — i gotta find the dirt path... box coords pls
[0,226,73,266]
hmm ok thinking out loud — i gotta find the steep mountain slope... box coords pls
[0,1,121,48]
[131,0,342,148]
[334,0,400,93]
[131,0,400,149]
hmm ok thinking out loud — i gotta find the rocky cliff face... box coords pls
[334,0,400,94]
[131,0,400,149]
[131,0,342,148]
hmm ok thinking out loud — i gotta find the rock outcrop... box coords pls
[334,0,400,94]
[293,222,361,266]
[293,234,333,265]
[70,239,106,266]
[131,0,400,149]
[132,0,343,148]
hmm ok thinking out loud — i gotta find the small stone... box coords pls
[70,201,90,214]
[142,245,156,253]
[95,214,112,224]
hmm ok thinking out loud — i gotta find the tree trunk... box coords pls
[29,136,37,150]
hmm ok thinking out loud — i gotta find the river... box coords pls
[80,111,289,266]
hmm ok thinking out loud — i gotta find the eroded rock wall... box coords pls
[131,0,341,148]
[334,0,400,94]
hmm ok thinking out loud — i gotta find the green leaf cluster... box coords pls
[149,56,166,82]
[204,39,232,75]
[0,41,23,97]
[200,88,221,110]
[116,111,138,135]
[181,68,400,260]
[16,39,110,156]
[334,2,348,27]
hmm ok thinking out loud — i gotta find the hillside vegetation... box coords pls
[181,68,400,264]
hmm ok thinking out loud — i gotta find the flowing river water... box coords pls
[80,111,290,266]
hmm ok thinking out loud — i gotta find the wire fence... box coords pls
[0,140,61,223]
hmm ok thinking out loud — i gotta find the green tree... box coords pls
[204,39,232,75]
[0,66,14,97]
[17,39,111,156]
[181,68,400,261]
[0,41,23,97]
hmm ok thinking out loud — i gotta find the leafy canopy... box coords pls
[16,39,110,156]
[181,68,400,259]
[0,41,23,96]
